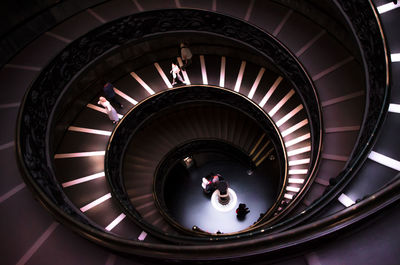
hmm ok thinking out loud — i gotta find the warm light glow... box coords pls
[211,188,238,212]
[154,62,173,88]
[130,71,155,95]
[68,126,111,136]
[138,231,148,241]
[200,55,208,85]
[253,140,271,161]
[286,186,300,192]
[234,61,246,92]
[281,119,308,137]
[285,133,310,147]
[54,151,105,159]
[62,172,105,188]
[268,89,295,117]
[288,169,308,175]
[220,56,226,87]
[249,133,266,156]
[288,158,310,166]
[388,103,400,113]
[391,53,400,62]
[284,193,293,199]
[377,2,400,14]
[276,105,303,127]
[105,213,126,231]
[80,193,112,212]
[287,146,311,157]
[114,88,138,104]
[338,193,355,207]
[368,151,400,171]
[248,67,265,99]
[288,178,304,184]
[259,76,283,108]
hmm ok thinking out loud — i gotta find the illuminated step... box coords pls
[62,172,105,188]
[389,103,400,113]
[130,71,155,95]
[288,169,308,175]
[287,146,311,157]
[200,55,208,85]
[288,178,304,184]
[377,2,400,14]
[234,61,246,92]
[68,126,111,136]
[288,158,310,166]
[259,76,283,108]
[248,67,265,99]
[54,151,105,159]
[105,213,126,231]
[80,193,112,212]
[368,151,400,171]
[338,193,355,207]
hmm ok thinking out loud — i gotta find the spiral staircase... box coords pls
[1,0,399,264]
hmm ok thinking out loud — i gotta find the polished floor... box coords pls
[165,159,279,234]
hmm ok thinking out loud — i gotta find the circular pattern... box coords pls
[211,188,238,212]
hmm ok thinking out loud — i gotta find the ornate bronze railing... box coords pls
[106,85,287,241]
[14,3,393,259]
[17,8,321,244]
[262,0,391,231]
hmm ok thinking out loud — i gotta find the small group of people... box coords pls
[201,173,250,218]
[98,82,123,124]
[98,42,193,122]
[201,173,226,194]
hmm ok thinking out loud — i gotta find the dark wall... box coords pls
[0,0,58,37]
[0,0,106,65]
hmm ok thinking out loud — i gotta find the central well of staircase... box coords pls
[106,86,288,236]
[158,140,280,234]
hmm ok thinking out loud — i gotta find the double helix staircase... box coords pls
[1,0,399,264]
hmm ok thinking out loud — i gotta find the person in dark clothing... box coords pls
[216,180,230,205]
[236,203,250,219]
[103,82,123,109]
[216,181,228,195]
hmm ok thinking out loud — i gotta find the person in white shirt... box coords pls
[180,42,192,69]
[98,96,119,124]
[170,63,185,85]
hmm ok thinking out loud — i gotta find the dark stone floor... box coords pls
[165,159,279,234]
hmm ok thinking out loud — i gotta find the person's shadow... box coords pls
[236,215,246,221]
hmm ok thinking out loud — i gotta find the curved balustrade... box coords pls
[11,1,396,261]
[17,8,320,243]
[266,0,392,230]
[106,86,286,239]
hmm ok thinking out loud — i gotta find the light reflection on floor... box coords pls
[167,160,277,234]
